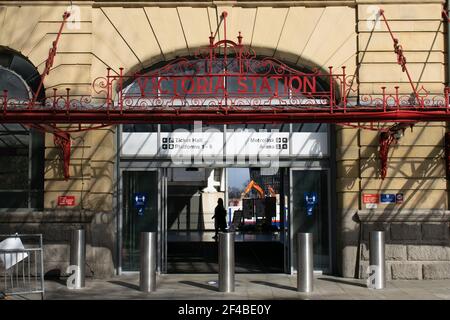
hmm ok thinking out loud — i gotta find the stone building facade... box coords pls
[0,0,449,279]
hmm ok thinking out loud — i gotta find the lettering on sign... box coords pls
[58,196,75,206]
[135,75,317,97]
[362,194,379,204]
[363,194,379,209]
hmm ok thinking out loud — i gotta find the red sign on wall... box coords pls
[362,194,379,204]
[57,196,75,206]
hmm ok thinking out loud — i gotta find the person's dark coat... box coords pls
[213,204,227,232]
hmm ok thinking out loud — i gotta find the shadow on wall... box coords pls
[338,124,448,279]
[359,127,445,214]
[44,127,115,211]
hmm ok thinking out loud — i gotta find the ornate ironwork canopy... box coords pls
[0,9,449,180]
[0,10,449,125]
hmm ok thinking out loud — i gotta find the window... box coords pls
[0,51,44,209]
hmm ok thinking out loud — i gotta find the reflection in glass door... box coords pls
[290,169,330,273]
[121,170,159,271]
[227,167,289,273]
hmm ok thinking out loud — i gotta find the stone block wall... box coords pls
[357,2,445,96]
[0,210,116,279]
[44,126,115,212]
[358,219,450,280]
[336,122,448,280]
[335,0,448,280]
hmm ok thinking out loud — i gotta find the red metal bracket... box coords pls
[27,124,72,180]
[29,12,72,180]
[30,11,70,108]
[379,9,421,105]
[378,123,414,179]
[53,131,71,180]
[376,9,423,178]
[379,130,396,179]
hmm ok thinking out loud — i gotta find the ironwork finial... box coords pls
[237,32,243,45]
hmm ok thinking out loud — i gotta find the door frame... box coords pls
[117,167,162,274]
[289,167,333,274]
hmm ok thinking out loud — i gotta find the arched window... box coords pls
[0,66,31,100]
[0,49,44,209]
[0,47,44,101]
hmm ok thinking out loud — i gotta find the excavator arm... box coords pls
[242,180,265,198]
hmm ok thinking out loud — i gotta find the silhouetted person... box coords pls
[212,198,227,239]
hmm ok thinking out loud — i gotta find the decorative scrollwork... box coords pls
[1,11,450,121]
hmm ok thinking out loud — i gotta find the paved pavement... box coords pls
[15,274,450,300]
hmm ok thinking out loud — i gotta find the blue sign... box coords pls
[304,192,318,216]
[133,193,148,216]
[380,194,396,204]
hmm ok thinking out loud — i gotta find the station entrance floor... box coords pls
[33,274,450,300]
[167,231,284,273]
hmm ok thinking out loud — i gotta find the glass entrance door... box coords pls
[121,170,160,271]
[290,169,330,273]
[227,167,289,273]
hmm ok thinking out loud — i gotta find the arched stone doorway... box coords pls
[118,55,334,274]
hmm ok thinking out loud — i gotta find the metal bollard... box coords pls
[70,229,86,289]
[369,230,386,289]
[140,232,157,292]
[297,232,313,292]
[219,232,235,292]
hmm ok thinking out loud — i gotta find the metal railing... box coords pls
[0,234,44,300]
